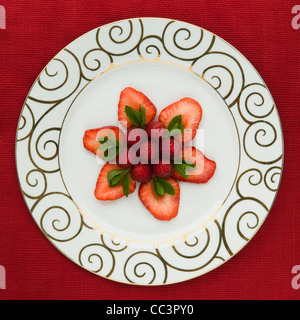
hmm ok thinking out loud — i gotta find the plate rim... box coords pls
[15,17,284,286]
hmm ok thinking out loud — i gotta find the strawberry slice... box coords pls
[94,163,136,201]
[173,146,216,183]
[138,177,180,221]
[118,87,157,128]
[83,126,125,159]
[158,97,202,142]
[83,128,101,155]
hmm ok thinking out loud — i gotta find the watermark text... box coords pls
[292,265,300,290]
[0,5,5,29]
[0,265,6,289]
[292,5,300,30]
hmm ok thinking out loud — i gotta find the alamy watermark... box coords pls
[93,124,205,176]
[0,265,5,289]
[0,5,5,29]
[291,265,300,290]
[292,5,300,30]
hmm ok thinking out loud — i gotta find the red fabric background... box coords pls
[0,0,299,300]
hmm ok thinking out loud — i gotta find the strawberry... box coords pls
[138,177,180,221]
[158,97,202,142]
[152,159,173,178]
[118,87,157,128]
[94,163,136,201]
[131,163,152,183]
[145,120,165,140]
[83,126,124,160]
[172,147,216,183]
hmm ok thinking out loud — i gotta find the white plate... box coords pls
[16,18,283,285]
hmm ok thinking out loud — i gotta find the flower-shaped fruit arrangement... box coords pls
[83,87,216,221]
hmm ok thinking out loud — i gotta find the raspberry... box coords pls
[131,164,153,183]
[152,159,173,178]
[145,121,165,141]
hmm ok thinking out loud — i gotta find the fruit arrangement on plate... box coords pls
[83,87,216,221]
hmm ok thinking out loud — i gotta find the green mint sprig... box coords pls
[165,114,191,138]
[125,105,146,129]
[98,131,120,161]
[166,115,184,137]
[173,160,197,179]
[107,168,131,197]
[153,176,175,200]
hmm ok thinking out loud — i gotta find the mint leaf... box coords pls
[167,128,182,137]
[167,115,183,132]
[139,105,146,128]
[153,176,175,199]
[125,105,146,128]
[103,146,120,162]
[107,169,131,196]
[110,172,125,187]
[166,115,185,137]
[107,169,127,187]
[98,136,108,143]
[156,177,175,195]
[98,131,121,161]
[167,115,182,131]
[183,159,196,168]
[107,169,126,182]
[122,172,130,197]
[173,161,197,179]
[107,168,131,188]
[153,178,162,200]
[154,178,165,197]
[174,164,189,178]
[125,105,142,127]
[99,143,109,151]
[153,182,159,200]
[107,130,119,147]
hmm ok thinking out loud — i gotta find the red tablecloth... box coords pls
[0,0,299,300]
